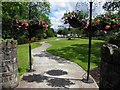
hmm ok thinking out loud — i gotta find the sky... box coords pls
[48,0,107,31]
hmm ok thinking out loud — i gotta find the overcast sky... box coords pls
[48,0,107,30]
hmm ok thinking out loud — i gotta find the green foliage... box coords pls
[105,30,120,46]
[2,2,51,44]
[0,2,2,18]
[61,28,69,35]
[29,2,51,25]
[17,36,28,45]
[77,10,88,20]
[0,38,3,43]
[46,28,56,37]
[57,29,63,35]
[63,10,88,20]
[103,1,120,12]
[2,2,29,20]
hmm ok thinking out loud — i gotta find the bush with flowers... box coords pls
[62,11,120,38]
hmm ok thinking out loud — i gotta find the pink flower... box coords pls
[100,30,103,32]
[84,26,88,29]
[41,21,49,30]
[43,24,48,30]
[117,22,120,26]
[18,26,22,28]
[96,19,100,23]
[45,27,48,30]
[65,20,68,23]
[16,20,19,24]
[39,20,42,23]
[25,28,28,30]
[105,25,110,30]
[25,23,29,26]
[22,21,29,26]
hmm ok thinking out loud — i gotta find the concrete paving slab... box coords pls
[16,42,99,89]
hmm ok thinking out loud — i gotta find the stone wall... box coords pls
[100,44,120,89]
[0,40,19,89]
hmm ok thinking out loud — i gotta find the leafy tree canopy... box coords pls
[103,1,120,12]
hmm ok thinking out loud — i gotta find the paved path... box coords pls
[17,42,98,89]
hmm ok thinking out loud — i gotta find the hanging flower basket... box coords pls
[62,11,120,35]
[14,19,49,38]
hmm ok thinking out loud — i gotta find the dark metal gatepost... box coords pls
[82,1,94,83]
[27,2,32,72]
[87,1,93,82]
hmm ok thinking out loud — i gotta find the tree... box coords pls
[103,1,120,12]
[62,28,68,36]
[46,28,56,38]
[30,2,51,25]
[57,29,63,35]
[2,2,51,42]
[74,28,83,37]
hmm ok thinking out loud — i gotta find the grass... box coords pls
[45,37,105,71]
[0,38,3,42]
[17,42,41,76]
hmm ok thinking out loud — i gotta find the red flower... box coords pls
[96,19,100,23]
[105,25,110,30]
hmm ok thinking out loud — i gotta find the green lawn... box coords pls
[17,42,41,76]
[45,38,105,71]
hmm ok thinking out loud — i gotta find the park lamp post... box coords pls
[87,0,93,83]
[27,2,39,72]
[27,2,33,72]
[82,0,95,83]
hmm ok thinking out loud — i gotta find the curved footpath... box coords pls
[16,42,98,89]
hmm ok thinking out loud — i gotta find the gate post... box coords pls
[0,40,19,89]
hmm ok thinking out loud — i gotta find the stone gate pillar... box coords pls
[100,44,120,89]
[0,40,19,89]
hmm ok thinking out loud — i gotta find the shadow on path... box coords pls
[33,51,71,64]
[46,69,68,76]
[22,73,76,88]
[22,74,48,83]
[47,78,74,88]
